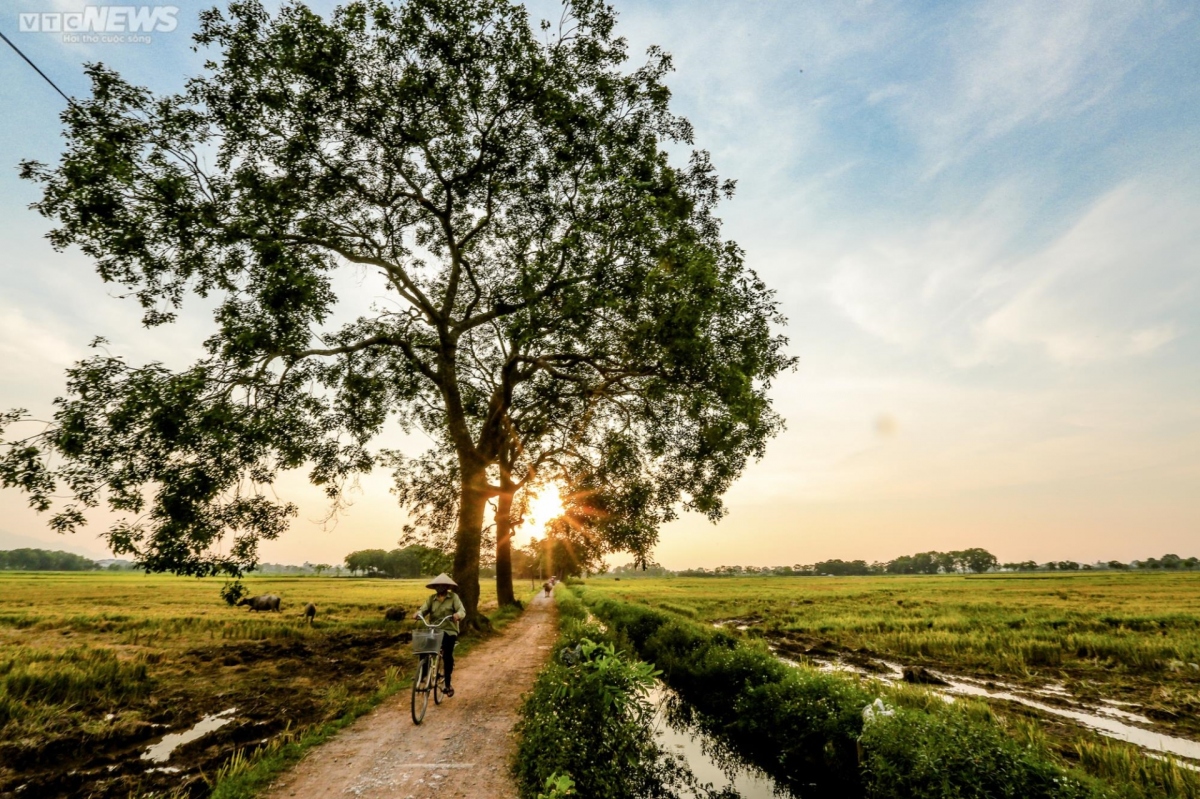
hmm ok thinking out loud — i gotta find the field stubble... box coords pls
[0,572,497,798]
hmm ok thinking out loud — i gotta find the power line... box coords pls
[0,28,72,104]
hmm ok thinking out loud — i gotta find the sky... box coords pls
[1,0,1197,568]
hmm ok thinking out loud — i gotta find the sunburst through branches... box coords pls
[522,484,566,543]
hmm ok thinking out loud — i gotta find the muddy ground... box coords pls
[0,627,413,799]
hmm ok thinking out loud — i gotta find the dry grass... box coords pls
[0,571,497,798]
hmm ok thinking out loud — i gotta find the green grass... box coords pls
[584,573,1200,735]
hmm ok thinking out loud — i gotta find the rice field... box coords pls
[0,572,499,798]
[584,572,1200,740]
[6,569,1198,796]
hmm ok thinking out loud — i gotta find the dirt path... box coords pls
[264,593,556,799]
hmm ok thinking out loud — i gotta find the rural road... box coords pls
[264,592,557,799]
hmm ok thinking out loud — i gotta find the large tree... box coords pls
[1,0,792,626]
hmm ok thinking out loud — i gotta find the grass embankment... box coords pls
[578,585,1200,799]
[512,586,690,799]
[0,571,499,798]
[586,573,1200,737]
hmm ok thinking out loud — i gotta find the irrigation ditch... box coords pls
[513,585,783,799]
[514,585,1200,799]
[649,685,782,798]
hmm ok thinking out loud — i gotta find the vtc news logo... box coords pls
[18,6,180,34]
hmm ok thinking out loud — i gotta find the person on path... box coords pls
[418,573,466,697]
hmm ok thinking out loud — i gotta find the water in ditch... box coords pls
[649,686,786,799]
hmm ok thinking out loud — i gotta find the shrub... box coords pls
[860,706,1092,799]
[513,635,678,799]
[220,580,248,606]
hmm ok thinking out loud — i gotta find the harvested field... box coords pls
[0,572,498,799]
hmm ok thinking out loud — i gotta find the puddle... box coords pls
[141,708,237,764]
[1149,753,1200,773]
[650,687,783,798]
[791,653,1200,763]
[1092,703,1153,724]
[713,618,758,633]
[936,679,1200,762]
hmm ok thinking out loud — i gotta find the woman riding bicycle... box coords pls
[417,573,466,697]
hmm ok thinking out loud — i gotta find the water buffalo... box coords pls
[304,603,316,625]
[384,606,406,622]
[238,594,281,612]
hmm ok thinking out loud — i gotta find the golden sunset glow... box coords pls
[521,483,566,543]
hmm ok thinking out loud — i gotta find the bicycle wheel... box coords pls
[411,655,430,724]
[433,654,444,705]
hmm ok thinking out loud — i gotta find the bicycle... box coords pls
[410,612,454,724]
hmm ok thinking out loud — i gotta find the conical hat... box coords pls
[425,573,458,590]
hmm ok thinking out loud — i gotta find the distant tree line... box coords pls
[884,548,999,574]
[1110,554,1200,571]
[255,562,341,576]
[665,548,999,577]
[341,533,595,583]
[611,550,1200,578]
[0,548,100,571]
[1001,555,1200,572]
[0,550,347,574]
[344,545,455,578]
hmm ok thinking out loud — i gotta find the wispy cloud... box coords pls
[887,0,1150,175]
[971,182,1197,365]
[824,181,1197,367]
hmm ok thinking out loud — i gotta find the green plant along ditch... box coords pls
[518,586,1200,799]
[513,587,684,798]
[514,586,777,799]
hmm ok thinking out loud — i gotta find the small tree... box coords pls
[345,548,388,576]
[959,548,998,574]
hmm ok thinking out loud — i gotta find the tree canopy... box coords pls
[0,0,792,624]
[0,548,99,571]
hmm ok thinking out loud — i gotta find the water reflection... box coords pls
[649,687,786,799]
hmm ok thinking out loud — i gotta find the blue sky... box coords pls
[1,0,1197,566]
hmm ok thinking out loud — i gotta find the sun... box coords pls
[522,483,565,541]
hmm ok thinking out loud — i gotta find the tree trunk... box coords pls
[495,483,516,606]
[453,460,490,631]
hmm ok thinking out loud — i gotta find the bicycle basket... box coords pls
[412,629,444,654]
